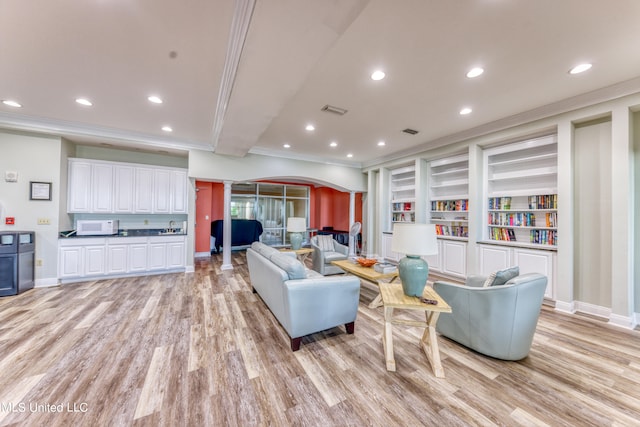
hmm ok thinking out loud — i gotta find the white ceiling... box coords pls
[2,0,640,167]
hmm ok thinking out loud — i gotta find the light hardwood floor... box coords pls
[1,251,640,426]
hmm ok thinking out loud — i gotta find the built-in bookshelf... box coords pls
[428,154,469,240]
[390,164,416,224]
[484,135,558,249]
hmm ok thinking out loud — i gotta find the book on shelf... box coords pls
[488,197,511,210]
[528,194,558,209]
[431,199,468,211]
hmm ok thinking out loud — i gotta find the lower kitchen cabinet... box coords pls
[58,235,186,282]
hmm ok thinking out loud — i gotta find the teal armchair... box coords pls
[433,273,547,360]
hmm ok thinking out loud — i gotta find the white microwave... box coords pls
[76,219,119,236]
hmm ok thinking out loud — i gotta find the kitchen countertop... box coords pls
[59,229,186,238]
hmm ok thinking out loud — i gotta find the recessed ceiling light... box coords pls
[569,63,592,74]
[283,143,291,148]
[2,100,21,108]
[466,67,484,78]
[305,124,315,131]
[459,107,472,115]
[148,95,163,104]
[161,126,173,132]
[371,70,386,81]
[377,141,386,147]
[76,98,92,106]
[347,153,353,158]
[329,141,338,147]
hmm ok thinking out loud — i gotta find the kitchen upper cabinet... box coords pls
[134,167,154,213]
[67,158,188,214]
[67,160,92,213]
[170,169,188,214]
[113,165,135,213]
[91,163,114,213]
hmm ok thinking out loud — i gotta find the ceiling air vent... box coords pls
[402,128,419,135]
[321,104,348,115]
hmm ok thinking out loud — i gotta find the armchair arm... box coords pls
[333,241,349,256]
[284,275,361,338]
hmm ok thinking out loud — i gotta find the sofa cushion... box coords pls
[251,241,279,258]
[482,271,497,287]
[316,235,335,251]
[486,266,520,286]
[269,253,306,280]
[323,251,347,264]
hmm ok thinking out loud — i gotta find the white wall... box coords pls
[573,119,612,307]
[189,150,367,192]
[634,112,640,313]
[0,131,63,286]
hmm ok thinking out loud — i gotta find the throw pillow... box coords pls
[269,253,306,280]
[483,271,497,287]
[492,266,520,286]
[316,235,335,251]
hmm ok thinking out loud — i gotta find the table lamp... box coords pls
[391,223,438,297]
[287,217,306,250]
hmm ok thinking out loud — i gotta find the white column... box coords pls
[348,191,356,256]
[221,181,233,270]
[610,105,634,328]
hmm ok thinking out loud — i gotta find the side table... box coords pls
[279,247,314,263]
[378,281,452,378]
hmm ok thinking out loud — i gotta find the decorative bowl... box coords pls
[356,258,377,267]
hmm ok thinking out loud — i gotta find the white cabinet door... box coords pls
[153,169,172,213]
[147,242,167,270]
[513,248,555,299]
[107,244,128,274]
[67,160,92,213]
[113,165,135,213]
[59,246,83,278]
[478,244,511,276]
[442,240,467,278]
[381,233,401,262]
[134,167,154,213]
[170,169,188,213]
[166,241,186,268]
[129,243,148,272]
[84,245,106,276]
[91,163,113,213]
[424,240,442,273]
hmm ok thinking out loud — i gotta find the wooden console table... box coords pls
[378,281,452,378]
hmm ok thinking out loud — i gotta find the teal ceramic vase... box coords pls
[290,232,303,250]
[398,255,429,297]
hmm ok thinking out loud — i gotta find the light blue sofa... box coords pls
[246,242,361,351]
[433,273,547,360]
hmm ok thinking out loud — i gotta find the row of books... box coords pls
[488,212,536,227]
[530,229,557,246]
[430,199,468,211]
[488,227,557,246]
[435,224,469,237]
[392,212,415,222]
[488,212,558,227]
[392,202,414,212]
[487,197,511,210]
[528,194,557,209]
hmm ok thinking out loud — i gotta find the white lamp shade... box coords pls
[391,223,438,256]
[287,217,306,232]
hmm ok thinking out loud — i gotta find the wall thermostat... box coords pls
[5,171,18,182]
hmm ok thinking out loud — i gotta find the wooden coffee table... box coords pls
[378,281,452,378]
[280,247,314,263]
[331,259,398,308]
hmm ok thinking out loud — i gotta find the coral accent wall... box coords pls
[195,181,361,252]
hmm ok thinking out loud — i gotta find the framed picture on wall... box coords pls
[30,181,52,201]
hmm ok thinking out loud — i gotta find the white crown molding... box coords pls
[0,111,209,152]
[210,0,256,151]
[362,75,640,169]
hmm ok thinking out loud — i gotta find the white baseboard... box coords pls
[554,300,575,314]
[609,313,637,330]
[185,265,195,273]
[35,277,60,288]
[194,251,211,258]
[574,301,611,319]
